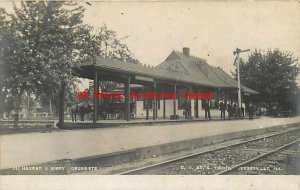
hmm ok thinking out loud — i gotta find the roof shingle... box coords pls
[77,49,258,94]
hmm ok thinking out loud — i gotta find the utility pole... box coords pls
[49,99,52,116]
[233,48,250,117]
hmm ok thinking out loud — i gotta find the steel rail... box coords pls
[117,127,300,175]
[215,139,300,175]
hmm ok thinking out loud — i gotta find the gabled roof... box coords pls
[77,56,217,87]
[213,67,259,94]
[74,49,258,94]
[157,51,232,88]
[156,50,259,94]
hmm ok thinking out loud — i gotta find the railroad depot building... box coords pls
[72,47,258,122]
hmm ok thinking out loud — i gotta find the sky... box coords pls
[81,1,300,72]
[1,1,300,87]
[82,1,300,86]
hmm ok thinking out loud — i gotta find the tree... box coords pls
[0,2,140,126]
[0,8,8,118]
[87,24,140,64]
[0,7,23,121]
[237,49,299,115]
[83,24,140,95]
[0,1,90,126]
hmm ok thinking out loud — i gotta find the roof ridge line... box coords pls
[173,49,207,62]
[210,65,238,87]
[207,64,233,86]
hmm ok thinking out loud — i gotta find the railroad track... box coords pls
[215,138,299,175]
[117,126,300,175]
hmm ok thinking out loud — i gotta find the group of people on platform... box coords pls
[202,100,254,121]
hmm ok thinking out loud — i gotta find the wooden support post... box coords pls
[155,87,158,119]
[153,81,157,120]
[93,72,98,123]
[195,87,199,118]
[58,81,65,128]
[163,97,166,119]
[125,77,130,121]
[189,86,193,119]
[185,88,188,119]
[96,75,99,119]
[173,84,177,119]
[230,91,233,106]
[146,86,149,120]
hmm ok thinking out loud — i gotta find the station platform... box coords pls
[62,117,244,129]
[0,116,299,171]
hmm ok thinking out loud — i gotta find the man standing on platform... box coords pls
[204,99,211,120]
[248,103,254,121]
[219,101,226,120]
[184,101,191,119]
[227,102,232,120]
[241,106,245,118]
[233,103,238,119]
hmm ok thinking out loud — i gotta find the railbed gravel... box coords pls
[138,130,300,175]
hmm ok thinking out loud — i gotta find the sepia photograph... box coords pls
[0,0,300,189]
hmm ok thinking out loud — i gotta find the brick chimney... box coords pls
[183,47,190,56]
